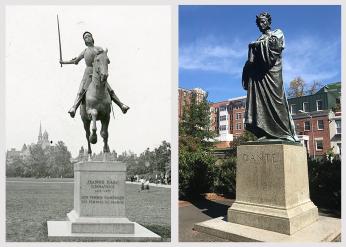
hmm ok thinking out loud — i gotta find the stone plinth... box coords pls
[194,142,340,242]
[47,161,160,240]
[68,161,134,234]
[227,142,318,235]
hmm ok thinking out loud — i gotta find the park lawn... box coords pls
[6,178,170,242]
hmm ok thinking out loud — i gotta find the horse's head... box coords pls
[94,48,110,83]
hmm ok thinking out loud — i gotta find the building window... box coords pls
[219,125,227,131]
[303,102,309,112]
[304,121,311,131]
[230,125,233,131]
[316,100,322,111]
[236,123,242,130]
[236,112,242,120]
[219,115,227,121]
[315,139,323,151]
[317,120,324,130]
[336,120,341,134]
[290,104,297,115]
[219,106,227,111]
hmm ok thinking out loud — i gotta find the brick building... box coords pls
[178,87,207,121]
[210,96,246,148]
[288,82,341,158]
[179,82,341,157]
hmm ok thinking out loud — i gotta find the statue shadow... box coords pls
[189,196,234,219]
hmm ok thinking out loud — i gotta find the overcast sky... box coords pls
[6,5,171,157]
[179,5,341,102]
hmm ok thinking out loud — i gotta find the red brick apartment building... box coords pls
[179,82,341,157]
[209,96,246,148]
[178,87,207,120]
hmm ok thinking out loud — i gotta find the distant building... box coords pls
[37,122,51,149]
[6,122,51,160]
[180,82,341,157]
[210,96,246,148]
[178,87,207,120]
[288,82,341,158]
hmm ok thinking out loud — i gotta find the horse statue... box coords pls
[80,49,111,157]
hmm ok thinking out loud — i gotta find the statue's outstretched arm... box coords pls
[60,49,85,65]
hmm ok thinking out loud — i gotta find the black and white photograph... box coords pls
[5,5,171,242]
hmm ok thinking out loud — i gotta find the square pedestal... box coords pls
[47,161,160,240]
[227,143,318,235]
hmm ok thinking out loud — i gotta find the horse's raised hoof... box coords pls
[89,133,97,144]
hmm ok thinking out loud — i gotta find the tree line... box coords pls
[6,140,171,182]
[6,141,73,178]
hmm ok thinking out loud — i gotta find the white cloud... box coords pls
[283,36,340,84]
[180,34,340,86]
[180,36,247,76]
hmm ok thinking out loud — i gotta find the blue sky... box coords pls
[179,5,341,103]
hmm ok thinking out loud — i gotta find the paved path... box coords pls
[179,196,234,242]
[179,196,341,242]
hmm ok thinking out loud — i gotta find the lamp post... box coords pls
[299,110,315,159]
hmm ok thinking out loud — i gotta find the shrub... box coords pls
[308,157,341,211]
[179,149,215,199]
[213,157,237,197]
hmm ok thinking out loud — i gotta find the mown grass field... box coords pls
[6,178,170,242]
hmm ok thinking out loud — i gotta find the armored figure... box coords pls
[242,12,298,142]
[60,32,129,118]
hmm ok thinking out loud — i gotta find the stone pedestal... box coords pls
[228,142,318,235]
[67,161,134,234]
[194,142,340,242]
[47,161,160,240]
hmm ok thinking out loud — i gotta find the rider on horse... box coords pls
[60,31,130,118]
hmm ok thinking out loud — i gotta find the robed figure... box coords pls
[242,12,298,142]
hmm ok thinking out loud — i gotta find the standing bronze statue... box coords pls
[242,12,298,142]
[60,32,130,118]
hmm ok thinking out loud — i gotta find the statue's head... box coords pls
[256,12,271,33]
[83,31,94,46]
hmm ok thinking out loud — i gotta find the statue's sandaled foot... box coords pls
[121,104,130,114]
[68,107,76,118]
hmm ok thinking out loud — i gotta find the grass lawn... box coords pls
[6,178,170,242]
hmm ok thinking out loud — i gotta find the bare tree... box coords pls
[307,80,323,95]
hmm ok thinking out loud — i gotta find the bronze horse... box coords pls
[80,49,111,156]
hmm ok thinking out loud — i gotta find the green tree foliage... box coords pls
[308,157,341,212]
[179,92,216,198]
[229,130,257,156]
[213,157,237,197]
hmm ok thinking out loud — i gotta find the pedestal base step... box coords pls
[47,220,161,241]
[194,216,340,242]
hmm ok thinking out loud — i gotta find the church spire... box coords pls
[38,122,42,143]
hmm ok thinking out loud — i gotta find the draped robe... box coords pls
[242,29,297,141]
